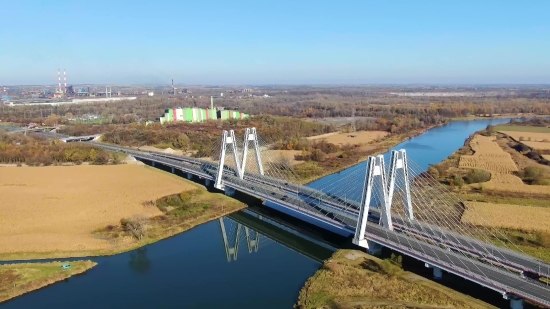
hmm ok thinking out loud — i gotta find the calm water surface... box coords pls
[2,119,514,309]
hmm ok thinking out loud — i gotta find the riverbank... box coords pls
[297,124,443,184]
[0,261,96,303]
[451,114,550,121]
[429,123,550,262]
[0,165,246,261]
[296,250,495,309]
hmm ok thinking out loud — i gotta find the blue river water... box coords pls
[1,118,514,309]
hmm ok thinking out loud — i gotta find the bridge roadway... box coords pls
[88,142,550,307]
[98,143,550,280]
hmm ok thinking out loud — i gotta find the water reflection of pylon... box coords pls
[219,217,262,262]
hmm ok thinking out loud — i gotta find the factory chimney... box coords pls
[63,69,67,93]
[58,69,62,93]
[210,96,214,110]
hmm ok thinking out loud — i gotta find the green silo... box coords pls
[184,108,193,122]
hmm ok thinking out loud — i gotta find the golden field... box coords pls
[497,129,550,150]
[459,135,549,194]
[463,202,550,232]
[0,165,194,255]
[458,135,518,173]
[497,131,550,142]
[307,130,389,146]
[521,141,550,150]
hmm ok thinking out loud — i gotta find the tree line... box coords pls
[2,93,549,128]
[0,133,120,166]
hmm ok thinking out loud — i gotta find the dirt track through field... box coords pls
[0,165,193,254]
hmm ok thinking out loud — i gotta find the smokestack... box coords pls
[63,69,67,93]
[210,96,214,110]
[58,69,61,93]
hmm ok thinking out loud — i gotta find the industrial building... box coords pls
[159,107,250,124]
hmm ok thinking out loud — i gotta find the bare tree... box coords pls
[121,215,149,240]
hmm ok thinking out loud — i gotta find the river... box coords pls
[1,119,514,309]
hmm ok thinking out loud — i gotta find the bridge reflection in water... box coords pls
[218,210,336,263]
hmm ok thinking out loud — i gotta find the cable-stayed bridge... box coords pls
[79,128,549,309]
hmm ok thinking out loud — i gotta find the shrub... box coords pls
[121,215,149,240]
[533,179,550,186]
[427,166,439,178]
[517,166,549,184]
[453,175,465,188]
[465,169,491,184]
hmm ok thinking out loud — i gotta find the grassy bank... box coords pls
[296,250,495,309]
[0,166,246,261]
[0,261,96,303]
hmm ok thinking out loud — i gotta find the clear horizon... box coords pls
[1,0,549,85]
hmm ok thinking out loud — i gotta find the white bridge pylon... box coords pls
[353,149,413,249]
[219,218,261,262]
[214,127,264,190]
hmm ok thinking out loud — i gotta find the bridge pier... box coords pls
[152,161,156,167]
[225,187,236,196]
[366,240,382,255]
[504,294,524,309]
[171,167,175,174]
[204,179,212,187]
[186,173,193,180]
[425,263,443,280]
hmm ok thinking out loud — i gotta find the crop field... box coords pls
[458,135,550,194]
[458,135,518,173]
[496,125,550,133]
[498,131,550,142]
[0,165,194,255]
[307,130,388,146]
[497,126,550,150]
[520,141,550,150]
[302,116,376,126]
[462,202,550,232]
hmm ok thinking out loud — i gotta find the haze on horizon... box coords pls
[1,0,549,86]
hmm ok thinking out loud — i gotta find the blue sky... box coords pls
[1,0,549,85]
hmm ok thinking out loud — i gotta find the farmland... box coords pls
[463,202,550,232]
[496,125,550,133]
[306,130,388,148]
[0,165,244,260]
[458,135,518,173]
[456,135,549,193]
[497,125,550,150]
[430,125,550,262]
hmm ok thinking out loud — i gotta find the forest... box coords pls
[0,133,118,166]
